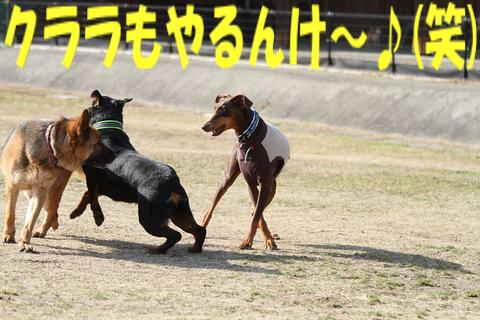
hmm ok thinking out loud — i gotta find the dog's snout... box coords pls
[86,142,115,168]
[202,122,211,132]
[104,146,115,163]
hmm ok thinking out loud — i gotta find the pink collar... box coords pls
[45,124,58,166]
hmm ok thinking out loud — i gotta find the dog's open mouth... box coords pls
[212,125,226,136]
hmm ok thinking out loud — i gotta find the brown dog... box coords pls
[202,94,290,250]
[1,110,114,252]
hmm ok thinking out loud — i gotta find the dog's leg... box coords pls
[247,181,278,250]
[70,167,96,221]
[89,200,105,227]
[170,196,206,253]
[171,212,206,253]
[240,178,272,250]
[148,225,182,254]
[202,149,240,227]
[259,180,278,249]
[3,184,19,243]
[138,197,182,254]
[34,172,71,238]
[19,190,47,252]
[86,177,105,227]
[70,191,89,220]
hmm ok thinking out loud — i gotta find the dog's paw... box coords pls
[264,238,278,250]
[92,204,105,227]
[94,214,104,227]
[32,230,46,238]
[51,220,59,231]
[70,208,83,220]
[19,242,36,253]
[239,239,253,250]
[3,234,15,244]
[149,245,169,254]
[188,245,202,253]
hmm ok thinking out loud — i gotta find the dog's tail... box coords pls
[0,127,16,163]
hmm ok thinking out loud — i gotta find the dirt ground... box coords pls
[0,84,479,320]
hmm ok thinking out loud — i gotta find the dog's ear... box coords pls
[244,95,253,109]
[215,94,229,104]
[231,94,253,109]
[115,97,133,109]
[90,90,102,107]
[78,109,91,139]
[90,90,101,98]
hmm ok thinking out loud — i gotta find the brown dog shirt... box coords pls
[236,117,290,185]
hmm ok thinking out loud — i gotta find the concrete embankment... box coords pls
[1,45,479,144]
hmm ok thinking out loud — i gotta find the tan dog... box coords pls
[202,94,290,250]
[1,110,114,252]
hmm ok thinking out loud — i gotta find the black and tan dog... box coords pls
[202,94,290,250]
[1,110,114,252]
[70,91,206,254]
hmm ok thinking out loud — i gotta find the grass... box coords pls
[368,294,381,305]
[376,278,404,290]
[0,290,19,301]
[466,289,480,298]
[417,279,436,287]
[368,311,384,319]
[0,84,480,319]
[416,308,429,319]
[429,290,457,300]
[92,292,109,301]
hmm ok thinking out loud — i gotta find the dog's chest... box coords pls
[237,145,269,184]
[236,123,290,183]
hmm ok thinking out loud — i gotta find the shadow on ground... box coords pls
[29,235,472,275]
[37,234,320,275]
[304,243,472,274]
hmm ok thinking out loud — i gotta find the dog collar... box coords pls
[237,109,259,143]
[92,120,124,132]
[45,124,58,166]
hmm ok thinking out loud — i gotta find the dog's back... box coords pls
[108,150,181,200]
[1,120,52,178]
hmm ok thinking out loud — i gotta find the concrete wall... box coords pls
[1,46,480,144]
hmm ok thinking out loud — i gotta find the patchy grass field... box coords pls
[0,84,480,319]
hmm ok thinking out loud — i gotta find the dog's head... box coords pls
[53,109,115,171]
[88,90,133,125]
[201,94,253,136]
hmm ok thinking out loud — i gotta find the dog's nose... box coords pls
[202,123,211,132]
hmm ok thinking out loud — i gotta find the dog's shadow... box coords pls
[303,243,472,274]
[39,236,472,275]
[43,235,316,275]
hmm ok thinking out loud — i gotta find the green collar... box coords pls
[92,120,124,131]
